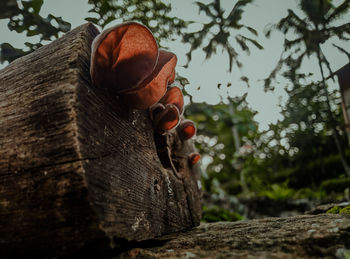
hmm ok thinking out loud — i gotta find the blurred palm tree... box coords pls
[265,0,350,176]
[183,0,263,72]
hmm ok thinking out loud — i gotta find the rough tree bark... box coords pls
[0,23,201,257]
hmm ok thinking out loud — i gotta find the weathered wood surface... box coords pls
[117,214,350,258]
[0,23,201,257]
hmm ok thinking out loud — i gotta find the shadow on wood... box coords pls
[0,23,201,257]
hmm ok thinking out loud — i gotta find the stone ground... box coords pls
[106,213,350,259]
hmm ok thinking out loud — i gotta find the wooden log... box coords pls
[0,23,201,257]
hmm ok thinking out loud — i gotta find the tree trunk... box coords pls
[316,48,350,177]
[0,23,202,257]
[229,101,249,194]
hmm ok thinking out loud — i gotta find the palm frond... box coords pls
[195,1,216,19]
[226,44,239,72]
[283,52,307,82]
[213,0,221,15]
[276,9,310,36]
[235,35,249,53]
[299,0,333,25]
[182,22,213,66]
[319,49,333,80]
[244,25,258,36]
[203,37,217,59]
[284,37,304,51]
[264,51,284,92]
[240,35,263,50]
[184,0,260,72]
[264,23,276,38]
[332,43,350,61]
[327,22,350,40]
[326,0,350,23]
[227,0,253,27]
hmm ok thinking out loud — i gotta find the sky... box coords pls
[0,0,349,130]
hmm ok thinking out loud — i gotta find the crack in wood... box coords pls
[2,152,114,176]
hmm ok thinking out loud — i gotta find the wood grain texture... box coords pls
[0,23,201,257]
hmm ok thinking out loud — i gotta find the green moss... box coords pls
[202,206,243,222]
[326,206,350,215]
[340,206,350,215]
[327,206,342,214]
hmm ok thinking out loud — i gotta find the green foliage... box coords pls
[253,78,349,190]
[202,205,243,222]
[0,0,187,64]
[258,182,296,200]
[0,0,20,19]
[86,0,187,43]
[0,0,71,63]
[265,0,350,90]
[185,95,259,195]
[293,188,327,200]
[217,75,349,200]
[186,78,348,201]
[251,182,328,201]
[0,0,259,79]
[183,0,262,71]
[264,0,350,178]
[320,177,350,194]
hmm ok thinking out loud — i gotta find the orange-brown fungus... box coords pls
[90,22,179,109]
[149,103,165,121]
[189,153,201,165]
[122,50,177,109]
[178,120,196,141]
[90,22,158,95]
[153,104,180,133]
[159,86,184,114]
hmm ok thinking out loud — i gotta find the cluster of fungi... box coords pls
[90,22,200,168]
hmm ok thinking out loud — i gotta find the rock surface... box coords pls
[116,214,350,258]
